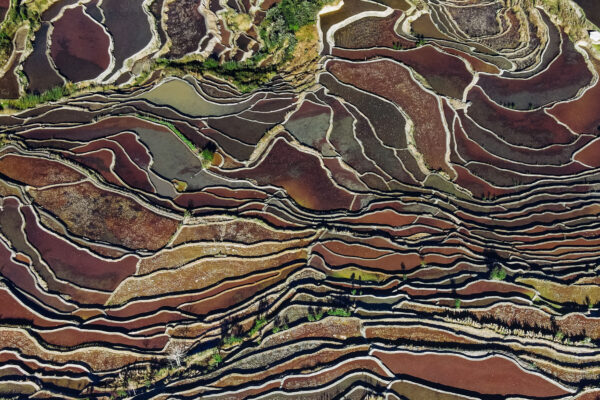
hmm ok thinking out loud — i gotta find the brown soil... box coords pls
[29,181,179,250]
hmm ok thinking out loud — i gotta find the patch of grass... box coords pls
[454,298,461,309]
[260,0,329,56]
[3,85,73,110]
[248,318,267,336]
[159,55,276,93]
[489,266,507,281]
[222,335,243,346]
[330,267,384,283]
[172,179,188,192]
[272,323,289,334]
[211,352,222,365]
[307,311,323,321]
[201,148,214,162]
[327,308,351,317]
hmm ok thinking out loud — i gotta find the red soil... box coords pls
[22,116,169,141]
[282,358,390,389]
[452,113,588,177]
[0,288,63,328]
[327,59,453,177]
[477,33,593,108]
[437,46,501,74]
[573,137,600,167]
[36,327,168,350]
[0,154,84,186]
[71,138,155,192]
[313,242,424,272]
[62,149,124,187]
[180,266,297,315]
[174,191,247,209]
[50,5,111,82]
[365,325,478,344]
[108,132,152,169]
[547,78,600,133]
[204,187,269,200]
[334,10,413,49]
[221,137,356,211]
[29,181,179,250]
[22,205,138,291]
[452,164,513,198]
[333,45,473,99]
[467,86,575,148]
[339,209,417,226]
[374,350,570,397]
[86,310,187,331]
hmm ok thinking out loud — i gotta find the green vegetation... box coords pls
[272,314,290,333]
[489,266,507,281]
[201,148,214,162]
[414,33,426,47]
[137,115,199,153]
[222,335,243,346]
[392,41,405,50]
[327,308,351,317]
[157,55,277,93]
[248,318,267,336]
[454,298,461,309]
[0,3,38,63]
[260,0,329,56]
[330,268,384,283]
[172,179,188,192]
[307,306,324,321]
[521,0,592,42]
[154,0,330,92]
[272,324,289,334]
[2,85,73,110]
[211,352,222,365]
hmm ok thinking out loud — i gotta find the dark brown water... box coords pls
[575,0,600,27]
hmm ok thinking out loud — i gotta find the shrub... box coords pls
[222,335,243,346]
[327,308,351,317]
[202,57,219,69]
[212,352,222,365]
[248,318,267,336]
[5,85,72,110]
[489,266,507,281]
[260,0,329,56]
[201,148,214,162]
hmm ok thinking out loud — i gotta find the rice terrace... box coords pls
[0,0,600,398]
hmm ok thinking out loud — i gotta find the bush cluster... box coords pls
[260,0,327,57]
[3,86,72,110]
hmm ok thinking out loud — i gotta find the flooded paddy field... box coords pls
[1,0,600,398]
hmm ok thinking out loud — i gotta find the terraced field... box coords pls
[1,0,600,398]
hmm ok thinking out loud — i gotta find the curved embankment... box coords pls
[1,0,600,398]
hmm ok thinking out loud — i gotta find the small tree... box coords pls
[167,343,188,368]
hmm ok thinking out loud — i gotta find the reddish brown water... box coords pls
[50,5,110,82]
